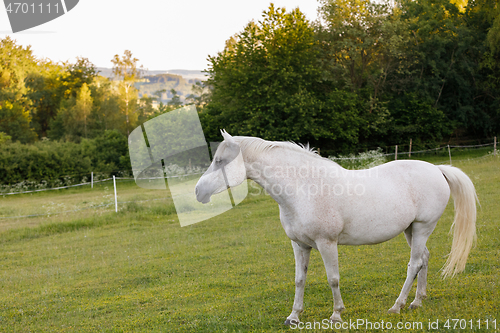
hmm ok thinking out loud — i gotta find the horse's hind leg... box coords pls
[409,246,429,309]
[402,224,430,309]
[285,241,311,325]
[389,222,435,314]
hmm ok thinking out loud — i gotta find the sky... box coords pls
[0,0,321,72]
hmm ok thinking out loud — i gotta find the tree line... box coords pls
[202,0,500,155]
[1,0,500,184]
[0,42,191,144]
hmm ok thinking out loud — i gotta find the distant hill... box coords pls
[96,68,207,81]
[97,68,208,102]
[136,73,200,102]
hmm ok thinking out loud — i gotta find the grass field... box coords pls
[0,179,173,233]
[0,154,499,332]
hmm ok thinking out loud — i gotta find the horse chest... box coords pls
[279,205,341,248]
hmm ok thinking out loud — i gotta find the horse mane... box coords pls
[233,136,322,160]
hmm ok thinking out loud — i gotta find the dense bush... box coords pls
[0,130,130,186]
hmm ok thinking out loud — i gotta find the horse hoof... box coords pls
[388,307,400,314]
[284,319,299,326]
[409,303,421,310]
[330,314,343,323]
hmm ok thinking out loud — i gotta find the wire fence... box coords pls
[328,138,497,169]
[329,141,496,160]
[0,176,174,222]
[0,172,203,196]
[0,138,498,221]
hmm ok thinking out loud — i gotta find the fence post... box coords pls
[495,137,497,156]
[113,175,118,213]
[409,139,412,158]
[91,172,93,189]
[448,145,452,165]
[395,145,398,161]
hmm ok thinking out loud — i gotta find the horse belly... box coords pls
[337,191,417,245]
[338,216,412,245]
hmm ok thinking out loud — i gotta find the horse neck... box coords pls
[241,145,341,206]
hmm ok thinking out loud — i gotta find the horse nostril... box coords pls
[195,187,199,196]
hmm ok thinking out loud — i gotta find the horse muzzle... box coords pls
[195,183,211,204]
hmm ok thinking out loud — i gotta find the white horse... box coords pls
[195,131,477,324]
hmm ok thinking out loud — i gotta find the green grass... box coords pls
[0,179,172,233]
[0,156,499,332]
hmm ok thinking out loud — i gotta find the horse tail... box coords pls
[437,165,478,278]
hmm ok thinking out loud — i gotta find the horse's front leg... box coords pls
[285,241,311,325]
[317,240,345,323]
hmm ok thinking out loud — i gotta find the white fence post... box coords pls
[113,175,118,213]
[91,172,93,189]
[448,145,452,165]
[395,145,398,161]
[495,137,497,156]
[409,139,412,158]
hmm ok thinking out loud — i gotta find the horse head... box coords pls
[195,130,246,204]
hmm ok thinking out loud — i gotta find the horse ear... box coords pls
[220,129,236,144]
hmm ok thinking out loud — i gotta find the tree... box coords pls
[75,83,93,138]
[15,55,99,141]
[203,4,363,152]
[62,57,98,99]
[0,37,38,143]
[186,81,210,109]
[316,0,499,145]
[0,132,11,144]
[138,93,157,123]
[397,0,498,138]
[487,13,500,54]
[86,75,122,135]
[317,0,413,144]
[111,50,143,135]
[167,89,182,108]
[25,61,67,138]
[149,89,170,117]
[153,89,166,104]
